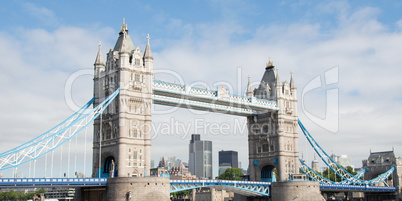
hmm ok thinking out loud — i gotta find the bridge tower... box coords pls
[363,150,402,199]
[247,60,299,182]
[92,20,153,178]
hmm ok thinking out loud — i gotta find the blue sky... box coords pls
[0,0,402,178]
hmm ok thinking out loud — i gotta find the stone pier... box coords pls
[106,177,170,201]
[271,181,324,201]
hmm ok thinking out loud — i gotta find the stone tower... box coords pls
[247,60,299,182]
[363,150,402,198]
[92,20,153,178]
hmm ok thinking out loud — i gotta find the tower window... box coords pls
[135,58,140,65]
[262,125,269,134]
[135,74,141,82]
[262,144,269,152]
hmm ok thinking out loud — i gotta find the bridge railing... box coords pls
[0,178,107,187]
[320,183,397,192]
[153,80,278,111]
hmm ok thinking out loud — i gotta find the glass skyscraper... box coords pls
[218,150,238,175]
[189,134,212,179]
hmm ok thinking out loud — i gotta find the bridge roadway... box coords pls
[0,178,396,196]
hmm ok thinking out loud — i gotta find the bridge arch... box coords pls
[261,165,276,182]
[101,155,116,178]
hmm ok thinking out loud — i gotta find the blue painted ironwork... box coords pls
[0,88,120,171]
[0,178,395,194]
[298,119,395,186]
[170,180,271,196]
[0,178,107,188]
[320,183,396,192]
[299,159,334,184]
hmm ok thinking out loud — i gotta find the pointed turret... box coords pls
[290,72,296,90]
[246,75,253,97]
[143,34,154,75]
[114,19,135,53]
[275,69,281,86]
[94,42,105,80]
[256,57,277,100]
[144,34,153,60]
[275,68,283,98]
[94,41,105,66]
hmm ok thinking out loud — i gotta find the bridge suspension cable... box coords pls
[0,88,120,172]
[298,119,395,186]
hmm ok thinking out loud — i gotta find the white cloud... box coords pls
[397,19,402,30]
[0,25,115,177]
[19,2,58,26]
[152,3,402,173]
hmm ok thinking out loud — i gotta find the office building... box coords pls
[189,134,212,179]
[218,150,238,176]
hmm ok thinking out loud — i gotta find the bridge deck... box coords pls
[320,183,396,192]
[0,178,396,194]
[0,178,107,188]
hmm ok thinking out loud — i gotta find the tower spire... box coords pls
[290,71,296,89]
[120,18,128,33]
[275,69,281,86]
[144,34,153,59]
[94,41,105,66]
[266,57,274,69]
[246,75,253,97]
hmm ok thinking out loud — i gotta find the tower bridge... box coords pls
[0,20,400,201]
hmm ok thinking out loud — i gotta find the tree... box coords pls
[0,188,46,200]
[321,165,357,182]
[170,189,191,198]
[218,168,244,181]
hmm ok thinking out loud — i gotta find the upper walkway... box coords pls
[152,80,278,116]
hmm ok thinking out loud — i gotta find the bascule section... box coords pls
[247,60,299,182]
[92,20,153,178]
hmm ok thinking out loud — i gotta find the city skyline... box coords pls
[0,1,402,178]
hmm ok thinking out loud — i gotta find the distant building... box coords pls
[150,167,169,177]
[169,161,189,175]
[219,150,238,168]
[311,155,319,172]
[218,150,238,176]
[158,156,182,170]
[170,174,196,180]
[169,162,196,180]
[331,154,353,170]
[151,160,155,168]
[156,157,197,180]
[189,134,212,179]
